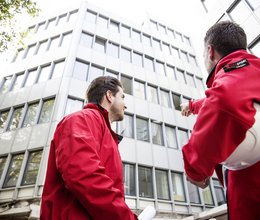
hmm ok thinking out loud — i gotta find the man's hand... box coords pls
[186,175,210,189]
[180,103,192,117]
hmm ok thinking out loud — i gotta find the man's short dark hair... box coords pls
[204,21,247,56]
[86,76,122,104]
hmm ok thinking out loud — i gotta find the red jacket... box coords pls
[40,103,137,220]
[182,50,260,220]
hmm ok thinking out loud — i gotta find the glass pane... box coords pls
[14,49,25,61]
[150,20,158,31]
[25,69,38,87]
[196,77,205,91]
[171,172,186,201]
[0,110,9,133]
[51,61,65,79]
[8,107,23,130]
[123,163,135,196]
[22,102,39,127]
[189,55,197,66]
[172,93,181,111]
[107,42,119,58]
[37,65,51,83]
[1,76,12,94]
[147,85,158,104]
[162,43,171,55]
[144,56,154,72]
[178,129,189,149]
[22,151,42,185]
[37,40,48,55]
[38,99,55,123]
[97,15,108,27]
[3,154,24,188]
[46,18,56,30]
[180,51,189,62]
[165,126,178,149]
[151,122,163,145]
[26,44,37,58]
[202,186,214,205]
[166,65,176,79]
[94,37,106,52]
[105,69,118,78]
[80,32,93,48]
[48,36,60,50]
[0,157,7,179]
[155,61,165,76]
[36,22,46,33]
[121,75,132,95]
[175,32,183,42]
[121,25,131,37]
[186,73,195,87]
[61,33,72,48]
[176,69,186,84]
[120,47,131,63]
[132,52,143,67]
[88,65,104,82]
[184,36,190,46]
[156,170,170,200]
[110,20,119,32]
[68,11,77,24]
[136,117,149,142]
[57,14,67,26]
[65,98,84,116]
[247,0,260,9]
[138,166,153,198]
[142,34,151,46]
[250,41,260,57]
[160,90,171,108]
[171,47,179,59]
[73,60,89,81]
[213,178,226,205]
[158,24,167,34]
[187,181,201,204]
[229,1,251,24]
[13,74,25,92]
[132,30,141,42]
[152,39,161,50]
[119,114,133,138]
[85,10,96,23]
[134,81,145,99]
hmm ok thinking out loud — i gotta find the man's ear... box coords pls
[105,90,113,103]
[208,44,215,60]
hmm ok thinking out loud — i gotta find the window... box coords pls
[3,154,24,188]
[171,47,179,59]
[213,178,226,205]
[171,172,186,201]
[123,163,135,196]
[138,166,153,198]
[167,28,175,38]
[107,42,119,58]
[250,40,260,57]
[175,32,183,42]
[60,32,72,48]
[189,55,197,66]
[22,102,39,127]
[94,37,106,52]
[160,90,171,108]
[13,49,25,61]
[132,29,141,42]
[38,99,55,123]
[37,65,51,83]
[229,1,251,25]
[147,85,158,104]
[11,74,24,91]
[73,60,89,81]
[0,157,7,179]
[97,15,108,27]
[120,47,131,63]
[85,10,97,23]
[142,34,151,46]
[110,20,119,32]
[80,32,93,48]
[176,69,186,84]
[155,61,165,76]
[166,65,176,79]
[186,73,195,87]
[202,185,214,205]
[180,50,189,62]
[158,24,167,34]
[136,117,149,142]
[0,110,9,133]
[105,69,118,78]
[144,56,154,72]
[152,38,161,50]
[65,98,84,116]
[22,151,42,185]
[36,22,46,33]
[48,36,60,50]
[68,11,77,24]
[162,43,171,55]
[172,93,181,111]
[184,36,190,46]
[132,52,143,67]
[88,65,104,82]
[151,122,163,145]
[134,80,145,99]
[7,107,23,131]
[247,0,260,10]
[121,75,132,95]
[57,14,67,26]
[196,77,205,91]
[25,69,38,87]
[37,40,48,55]
[121,25,131,37]
[187,181,200,204]
[51,60,65,79]
[150,20,158,31]
[0,76,12,94]
[178,129,189,149]
[119,114,134,138]
[155,169,170,200]
[46,18,56,30]
[165,125,178,149]
[25,44,37,58]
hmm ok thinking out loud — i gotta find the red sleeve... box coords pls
[189,98,205,114]
[54,113,137,220]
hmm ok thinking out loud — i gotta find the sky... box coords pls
[1,0,209,74]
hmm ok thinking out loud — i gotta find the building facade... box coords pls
[0,2,226,219]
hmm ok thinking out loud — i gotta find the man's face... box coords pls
[110,86,126,122]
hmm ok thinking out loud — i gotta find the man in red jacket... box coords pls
[181,21,260,219]
[40,76,138,220]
